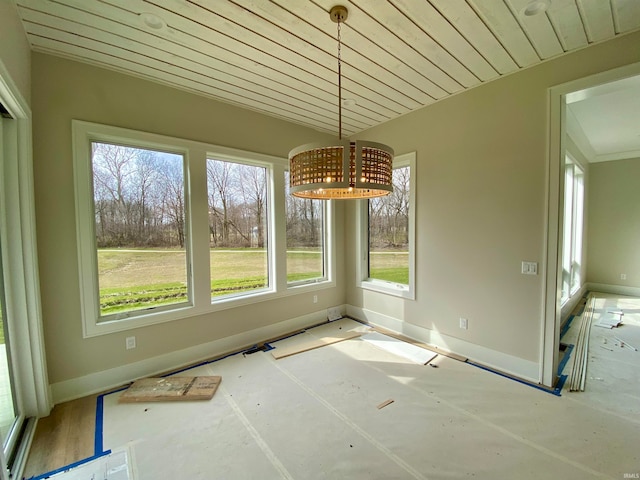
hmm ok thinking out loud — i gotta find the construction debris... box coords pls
[595,310,624,329]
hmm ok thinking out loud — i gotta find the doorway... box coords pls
[543,62,640,388]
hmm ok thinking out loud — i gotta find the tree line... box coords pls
[92,144,323,250]
[369,166,410,250]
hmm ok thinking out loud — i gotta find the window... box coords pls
[74,121,333,336]
[284,171,326,285]
[358,152,415,299]
[92,143,190,317]
[207,158,270,298]
[561,157,584,305]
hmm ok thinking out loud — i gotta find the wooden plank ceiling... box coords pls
[15,0,640,136]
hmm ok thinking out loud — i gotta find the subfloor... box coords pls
[23,298,640,479]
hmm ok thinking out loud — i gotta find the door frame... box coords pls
[542,61,640,387]
[0,59,51,477]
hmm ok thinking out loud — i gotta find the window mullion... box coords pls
[189,148,211,310]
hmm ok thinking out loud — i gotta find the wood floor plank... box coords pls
[22,395,97,478]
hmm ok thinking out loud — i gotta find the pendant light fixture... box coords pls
[288,5,394,200]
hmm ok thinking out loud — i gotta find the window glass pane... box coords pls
[570,167,584,294]
[92,143,188,318]
[368,166,410,285]
[207,159,269,298]
[284,171,324,284]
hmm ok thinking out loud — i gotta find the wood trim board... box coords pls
[271,331,362,359]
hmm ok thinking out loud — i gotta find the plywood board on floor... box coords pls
[119,376,221,403]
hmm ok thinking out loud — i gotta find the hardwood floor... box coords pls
[22,395,97,479]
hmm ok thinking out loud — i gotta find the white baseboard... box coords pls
[50,308,337,404]
[587,282,640,297]
[347,305,540,383]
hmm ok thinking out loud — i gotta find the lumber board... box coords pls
[370,325,467,362]
[271,331,361,359]
[119,376,221,402]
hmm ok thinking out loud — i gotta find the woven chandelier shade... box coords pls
[288,5,394,200]
[289,140,394,199]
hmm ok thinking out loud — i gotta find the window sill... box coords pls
[358,279,414,300]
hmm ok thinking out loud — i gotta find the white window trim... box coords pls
[73,121,335,337]
[356,151,416,300]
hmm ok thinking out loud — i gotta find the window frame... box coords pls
[73,121,334,337]
[560,155,584,306]
[356,151,416,300]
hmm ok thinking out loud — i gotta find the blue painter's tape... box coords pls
[554,374,568,394]
[26,450,112,480]
[557,344,574,376]
[95,394,106,455]
[467,361,563,396]
[560,315,575,339]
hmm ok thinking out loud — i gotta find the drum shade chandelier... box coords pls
[289,5,394,200]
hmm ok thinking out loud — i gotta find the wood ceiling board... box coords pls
[576,0,615,43]
[343,0,479,90]
[547,0,589,51]
[187,0,422,112]
[118,376,222,402]
[429,0,519,75]
[390,0,500,82]
[296,0,451,100]
[612,0,640,33]
[332,0,464,96]
[504,0,565,59]
[467,0,540,68]
[239,0,445,103]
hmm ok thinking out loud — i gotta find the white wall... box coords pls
[346,31,640,382]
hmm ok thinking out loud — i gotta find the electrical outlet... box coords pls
[327,306,342,321]
[126,336,136,350]
[459,318,468,330]
[621,273,627,280]
[313,295,318,303]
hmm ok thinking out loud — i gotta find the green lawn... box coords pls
[97,248,408,315]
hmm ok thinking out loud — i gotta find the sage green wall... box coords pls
[346,31,640,366]
[587,157,640,288]
[0,0,31,104]
[31,53,342,385]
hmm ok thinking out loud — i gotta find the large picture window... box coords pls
[92,143,189,317]
[207,158,269,298]
[358,152,415,299]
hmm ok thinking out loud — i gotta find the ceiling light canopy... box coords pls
[288,6,394,200]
